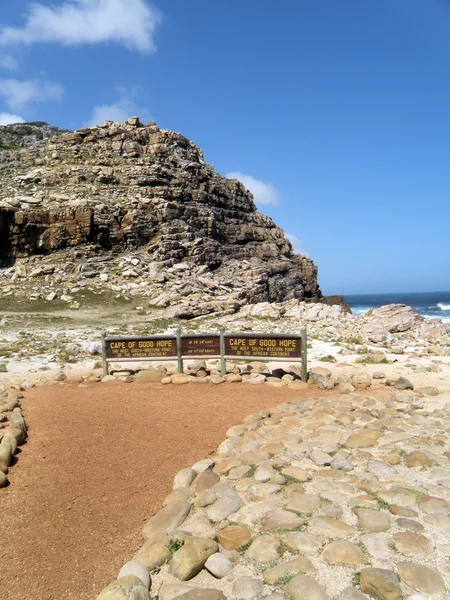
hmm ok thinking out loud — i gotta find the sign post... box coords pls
[220,329,226,377]
[301,328,308,382]
[176,329,183,374]
[101,331,108,377]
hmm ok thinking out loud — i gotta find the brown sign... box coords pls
[105,337,177,360]
[181,336,220,357]
[224,335,301,359]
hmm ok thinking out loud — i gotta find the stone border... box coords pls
[0,387,28,487]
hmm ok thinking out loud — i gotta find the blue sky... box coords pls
[0,0,449,295]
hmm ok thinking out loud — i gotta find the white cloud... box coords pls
[0,0,162,54]
[226,171,280,207]
[0,113,25,125]
[0,78,63,110]
[90,102,131,125]
[88,95,150,125]
[286,232,308,256]
[0,54,19,71]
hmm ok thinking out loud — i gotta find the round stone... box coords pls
[354,509,390,533]
[170,536,218,581]
[254,464,276,482]
[389,505,418,517]
[406,451,431,468]
[394,377,414,390]
[322,540,364,565]
[309,517,355,538]
[260,509,304,531]
[245,535,280,563]
[418,495,450,514]
[397,562,446,596]
[173,468,196,489]
[97,575,151,600]
[285,575,329,600]
[232,577,263,599]
[396,518,424,532]
[330,457,354,471]
[204,553,232,579]
[392,532,433,557]
[118,560,151,589]
[216,526,252,550]
[285,493,321,514]
[282,532,323,554]
[263,556,314,584]
[171,374,192,385]
[377,487,416,507]
[372,372,385,379]
[360,568,402,600]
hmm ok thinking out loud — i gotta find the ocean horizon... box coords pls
[343,291,450,323]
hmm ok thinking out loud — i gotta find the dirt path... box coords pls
[0,381,318,600]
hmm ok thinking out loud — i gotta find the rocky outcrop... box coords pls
[363,304,425,342]
[0,121,70,149]
[0,117,321,312]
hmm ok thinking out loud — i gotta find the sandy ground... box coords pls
[0,381,330,600]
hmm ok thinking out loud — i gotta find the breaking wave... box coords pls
[345,292,450,321]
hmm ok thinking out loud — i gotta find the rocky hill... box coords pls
[0,121,71,150]
[0,117,321,318]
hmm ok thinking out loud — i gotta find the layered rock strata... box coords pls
[0,118,320,314]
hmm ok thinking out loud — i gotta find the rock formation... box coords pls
[0,121,71,150]
[0,117,321,317]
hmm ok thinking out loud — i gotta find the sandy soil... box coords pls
[0,381,328,600]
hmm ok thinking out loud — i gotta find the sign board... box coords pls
[181,335,220,357]
[101,329,307,381]
[105,336,177,360]
[224,334,302,360]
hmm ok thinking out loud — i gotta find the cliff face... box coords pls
[0,117,321,316]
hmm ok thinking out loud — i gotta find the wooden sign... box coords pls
[102,329,307,381]
[105,336,177,360]
[181,335,220,357]
[224,334,301,360]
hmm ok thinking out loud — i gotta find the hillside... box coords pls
[0,117,321,318]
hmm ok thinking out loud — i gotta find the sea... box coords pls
[344,291,450,323]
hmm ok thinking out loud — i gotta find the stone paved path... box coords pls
[117,382,450,600]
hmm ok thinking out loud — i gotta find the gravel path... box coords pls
[0,381,315,600]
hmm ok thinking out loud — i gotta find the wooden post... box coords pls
[101,332,108,377]
[301,328,308,382]
[220,329,226,376]
[176,329,183,374]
